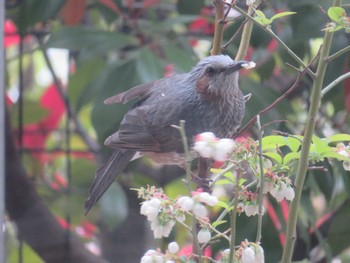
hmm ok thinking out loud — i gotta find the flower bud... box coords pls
[193,203,208,219]
[197,228,211,243]
[168,242,179,254]
[242,246,255,263]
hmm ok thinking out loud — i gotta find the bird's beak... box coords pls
[224,60,256,75]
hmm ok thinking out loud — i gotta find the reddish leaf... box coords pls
[60,0,87,26]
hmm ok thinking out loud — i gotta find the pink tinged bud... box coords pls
[285,186,295,201]
[168,242,179,254]
[338,150,349,157]
[242,247,256,263]
[196,132,216,142]
[197,228,211,243]
[193,203,208,219]
[177,196,194,211]
[193,141,213,158]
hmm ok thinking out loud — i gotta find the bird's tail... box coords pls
[84,149,135,215]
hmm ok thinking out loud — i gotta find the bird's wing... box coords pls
[105,75,187,153]
[104,81,157,105]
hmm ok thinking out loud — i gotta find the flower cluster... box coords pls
[237,190,265,217]
[193,132,236,162]
[335,143,350,171]
[139,187,184,238]
[177,189,219,219]
[140,242,179,263]
[138,187,219,239]
[219,241,264,263]
[264,171,295,202]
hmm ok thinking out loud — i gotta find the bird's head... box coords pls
[190,55,255,99]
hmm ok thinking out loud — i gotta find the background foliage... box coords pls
[4,0,350,262]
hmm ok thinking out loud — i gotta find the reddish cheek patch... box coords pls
[196,75,210,94]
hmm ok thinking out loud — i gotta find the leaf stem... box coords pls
[281,1,341,262]
[255,115,264,243]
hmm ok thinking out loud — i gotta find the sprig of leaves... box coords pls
[254,10,296,26]
[326,7,350,32]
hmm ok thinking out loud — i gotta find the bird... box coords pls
[84,55,253,214]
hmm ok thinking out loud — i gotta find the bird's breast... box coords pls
[143,151,186,168]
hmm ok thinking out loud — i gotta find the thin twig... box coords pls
[236,45,322,137]
[255,115,264,243]
[36,36,101,158]
[230,4,316,78]
[222,19,248,50]
[326,45,350,62]
[321,71,350,97]
[229,173,240,263]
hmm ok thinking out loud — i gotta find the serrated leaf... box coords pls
[312,135,331,155]
[212,220,227,228]
[328,7,346,22]
[270,12,297,22]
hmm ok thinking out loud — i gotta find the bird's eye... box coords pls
[206,67,216,76]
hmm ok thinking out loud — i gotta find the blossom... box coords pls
[242,244,264,263]
[177,196,194,211]
[244,204,259,217]
[197,192,218,206]
[193,132,236,161]
[197,228,211,243]
[193,203,208,219]
[284,186,295,201]
[242,247,255,263]
[168,242,179,254]
[140,250,164,263]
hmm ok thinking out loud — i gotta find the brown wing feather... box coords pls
[104,81,157,105]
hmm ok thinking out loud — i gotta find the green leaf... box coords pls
[100,183,128,231]
[328,7,346,22]
[216,179,234,186]
[270,12,297,22]
[320,151,350,162]
[217,201,230,210]
[263,152,283,165]
[223,171,236,182]
[210,168,223,174]
[46,27,137,59]
[136,48,164,83]
[10,100,49,127]
[283,152,301,165]
[312,135,331,155]
[255,10,271,26]
[238,178,247,186]
[212,220,227,228]
[326,134,350,144]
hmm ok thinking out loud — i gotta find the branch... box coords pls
[235,5,254,60]
[236,46,321,137]
[281,1,341,262]
[211,0,225,55]
[321,71,350,97]
[326,45,350,62]
[230,4,316,78]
